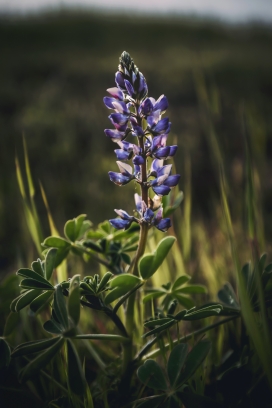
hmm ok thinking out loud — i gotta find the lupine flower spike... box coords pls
[104,51,180,231]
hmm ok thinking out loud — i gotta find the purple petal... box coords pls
[152,185,171,196]
[116,161,133,175]
[163,174,180,187]
[124,79,135,97]
[147,111,160,128]
[155,218,171,232]
[153,146,171,159]
[140,98,153,116]
[112,100,130,114]
[133,155,145,165]
[138,73,148,98]
[117,141,134,152]
[110,218,132,230]
[154,95,168,113]
[109,113,129,131]
[154,207,163,222]
[153,118,169,134]
[143,208,154,223]
[114,149,131,160]
[104,129,125,142]
[107,87,123,100]
[157,164,172,178]
[103,97,116,109]
[150,159,164,175]
[108,172,134,186]
[115,72,126,90]
[168,145,178,157]
[114,209,134,220]
[134,193,142,213]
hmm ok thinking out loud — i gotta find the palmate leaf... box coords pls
[137,359,168,390]
[45,248,58,280]
[43,319,64,335]
[19,337,65,383]
[172,275,191,291]
[12,337,61,358]
[17,268,54,287]
[183,305,222,321]
[143,291,165,303]
[67,339,86,395]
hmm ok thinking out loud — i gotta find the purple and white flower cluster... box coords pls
[104,52,180,232]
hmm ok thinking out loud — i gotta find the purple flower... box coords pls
[104,51,181,234]
[109,209,136,230]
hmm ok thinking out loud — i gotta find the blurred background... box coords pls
[1,0,272,282]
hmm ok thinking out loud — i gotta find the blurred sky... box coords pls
[1,0,272,23]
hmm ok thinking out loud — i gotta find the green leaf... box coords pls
[74,214,88,239]
[176,340,211,387]
[4,312,21,336]
[175,285,206,294]
[183,305,222,321]
[19,337,65,383]
[31,259,44,276]
[0,338,11,369]
[139,237,176,279]
[54,285,69,329]
[137,359,168,390]
[67,339,86,395]
[11,289,41,312]
[173,294,195,309]
[167,343,188,387]
[20,279,53,290]
[121,252,131,265]
[97,272,113,292]
[143,291,165,303]
[143,320,175,338]
[218,283,240,310]
[17,268,53,286]
[172,275,191,291]
[68,275,81,326]
[64,219,77,242]
[163,191,184,217]
[43,236,71,249]
[82,240,103,253]
[144,317,173,328]
[104,274,142,304]
[12,337,61,358]
[78,220,93,238]
[43,319,63,335]
[45,248,58,280]
[30,290,54,314]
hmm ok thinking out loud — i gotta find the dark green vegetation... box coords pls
[0,12,272,273]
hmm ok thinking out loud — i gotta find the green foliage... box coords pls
[104,274,142,304]
[139,237,176,279]
[144,274,206,310]
[136,341,212,407]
